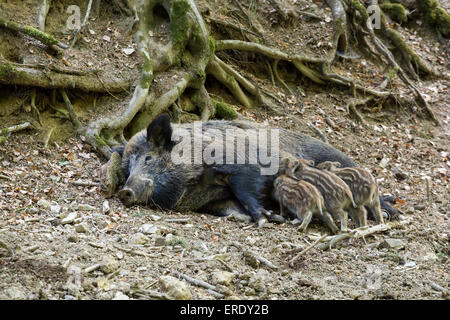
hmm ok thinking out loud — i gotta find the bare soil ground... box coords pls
[0,0,449,300]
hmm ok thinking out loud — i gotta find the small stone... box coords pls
[101,256,120,274]
[211,270,234,286]
[413,204,426,211]
[78,204,96,211]
[3,286,27,299]
[379,238,404,250]
[122,48,135,55]
[154,236,166,246]
[244,287,256,296]
[159,276,192,300]
[404,261,416,267]
[392,166,408,180]
[37,199,50,209]
[64,295,75,300]
[129,233,149,245]
[116,252,124,260]
[112,291,129,300]
[61,212,78,225]
[102,35,111,42]
[379,157,389,168]
[140,224,158,235]
[75,223,89,233]
[97,277,110,291]
[248,271,267,293]
[149,215,162,221]
[50,204,61,214]
[67,234,79,243]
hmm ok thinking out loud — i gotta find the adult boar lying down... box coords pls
[114,114,399,224]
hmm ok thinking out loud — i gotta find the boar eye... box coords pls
[145,155,152,162]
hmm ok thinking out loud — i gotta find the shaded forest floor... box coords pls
[0,0,449,299]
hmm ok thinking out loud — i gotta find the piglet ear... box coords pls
[147,113,173,150]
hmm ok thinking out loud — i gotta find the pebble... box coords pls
[248,271,267,292]
[78,204,96,211]
[414,204,426,211]
[112,291,130,300]
[140,224,158,235]
[101,256,120,274]
[61,212,78,225]
[159,276,192,300]
[149,215,162,221]
[211,270,234,286]
[75,223,90,233]
[404,261,416,267]
[97,277,110,291]
[129,233,149,245]
[37,199,50,209]
[50,204,61,214]
[379,238,404,250]
[67,235,79,243]
[154,236,166,247]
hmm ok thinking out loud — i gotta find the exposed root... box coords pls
[60,89,82,131]
[0,122,32,144]
[0,17,67,49]
[0,60,128,93]
[30,89,42,125]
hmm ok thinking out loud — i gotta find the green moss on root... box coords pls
[0,136,7,144]
[418,0,450,37]
[170,0,191,49]
[0,62,15,77]
[380,3,407,24]
[212,100,238,120]
[94,134,109,147]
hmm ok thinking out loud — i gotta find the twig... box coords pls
[60,89,83,130]
[71,0,94,48]
[176,272,225,298]
[232,241,278,270]
[289,234,327,266]
[70,179,98,187]
[1,122,31,135]
[43,127,54,147]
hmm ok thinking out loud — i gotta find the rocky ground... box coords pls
[0,0,449,300]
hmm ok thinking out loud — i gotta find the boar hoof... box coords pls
[268,214,286,224]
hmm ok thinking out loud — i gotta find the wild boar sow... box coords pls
[115,114,398,222]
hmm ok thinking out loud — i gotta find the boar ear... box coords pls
[147,114,173,150]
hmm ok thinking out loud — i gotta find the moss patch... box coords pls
[212,100,238,120]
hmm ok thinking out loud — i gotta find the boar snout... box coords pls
[118,187,136,206]
[118,175,154,206]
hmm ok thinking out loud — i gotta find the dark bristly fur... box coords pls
[116,115,401,224]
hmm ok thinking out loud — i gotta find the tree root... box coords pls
[0,122,32,144]
[0,17,67,49]
[0,60,129,93]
